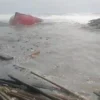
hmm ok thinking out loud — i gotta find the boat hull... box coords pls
[9,12,42,25]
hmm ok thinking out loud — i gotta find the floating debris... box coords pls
[0,53,13,61]
[30,50,40,58]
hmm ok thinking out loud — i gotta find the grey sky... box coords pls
[0,0,100,14]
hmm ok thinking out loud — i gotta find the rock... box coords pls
[0,53,13,61]
[88,18,100,29]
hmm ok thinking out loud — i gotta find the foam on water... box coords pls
[0,13,100,24]
[41,14,100,24]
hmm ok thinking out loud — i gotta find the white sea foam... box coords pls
[40,14,100,24]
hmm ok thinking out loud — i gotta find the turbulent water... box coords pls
[0,14,100,100]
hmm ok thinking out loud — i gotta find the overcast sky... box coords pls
[0,0,100,14]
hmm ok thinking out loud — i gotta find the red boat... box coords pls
[9,12,42,25]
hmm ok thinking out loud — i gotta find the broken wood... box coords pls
[94,91,100,97]
[0,79,25,89]
[12,65,87,100]
[30,71,86,100]
[0,85,50,100]
[8,75,62,100]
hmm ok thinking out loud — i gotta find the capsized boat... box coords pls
[9,12,42,26]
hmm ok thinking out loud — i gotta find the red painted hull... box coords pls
[9,12,42,25]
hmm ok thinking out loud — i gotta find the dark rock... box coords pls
[88,18,100,29]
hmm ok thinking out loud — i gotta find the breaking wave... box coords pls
[41,14,100,24]
[0,13,100,24]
